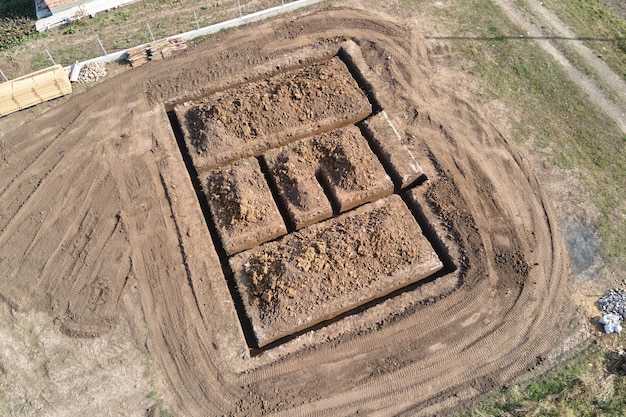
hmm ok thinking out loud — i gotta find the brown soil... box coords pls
[200,157,287,255]
[0,6,583,417]
[264,142,334,230]
[189,50,421,348]
[230,194,442,347]
[266,124,393,217]
[174,56,372,171]
[362,110,424,189]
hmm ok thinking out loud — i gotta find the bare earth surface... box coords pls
[175,56,372,171]
[230,194,443,348]
[1,2,612,416]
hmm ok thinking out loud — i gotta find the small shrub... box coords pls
[64,24,77,35]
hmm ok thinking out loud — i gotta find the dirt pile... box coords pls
[175,56,372,171]
[231,194,443,347]
[177,49,443,350]
[201,157,287,255]
[265,124,393,220]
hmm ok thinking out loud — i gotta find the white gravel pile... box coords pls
[78,62,107,84]
[598,289,626,334]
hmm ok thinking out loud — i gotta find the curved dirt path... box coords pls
[0,6,584,416]
[493,0,626,134]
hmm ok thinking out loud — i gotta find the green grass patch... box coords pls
[428,0,626,267]
[0,0,36,19]
[0,0,38,51]
[539,0,626,80]
[30,51,50,70]
[456,348,626,416]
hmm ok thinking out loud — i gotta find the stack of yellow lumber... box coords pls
[0,65,72,117]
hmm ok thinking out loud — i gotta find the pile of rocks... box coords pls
[598,289,626,334]
[77,62,107,84]
[599,289,626,319]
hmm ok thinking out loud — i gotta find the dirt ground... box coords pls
[0,2,612,416]
[230,194,443,348]
[175,56,372,171]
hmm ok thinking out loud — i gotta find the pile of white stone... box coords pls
[599,289,626,334]
[77,62,107,84]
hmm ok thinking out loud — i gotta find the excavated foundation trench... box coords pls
[168,45,457,352]
[0,8,581,416]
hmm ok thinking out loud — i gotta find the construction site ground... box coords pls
[1,1,625,416]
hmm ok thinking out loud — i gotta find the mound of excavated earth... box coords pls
[174,56,372,171]
[200,157,287,255]
[0,7,580,417]
[231,194,443,347]
[264,124,394,225]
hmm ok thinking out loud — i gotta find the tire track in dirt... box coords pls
[101,104,245,416]
[0,105,83,194]
[218,11,572,413]
[256,12,568,412]
[254,107,567,415]
[0,95,127,322]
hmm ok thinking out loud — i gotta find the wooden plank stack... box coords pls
[127,45,149,67]
[0,65,72,117]
[127,38,187,68]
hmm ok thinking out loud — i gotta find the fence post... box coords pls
[237,0,242,18]
[0,69,8,82]
[95,34,107,55]
[193,10,200,30]
[45,49,56,65]
[147,23,155,42]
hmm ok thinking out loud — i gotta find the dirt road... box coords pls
[0,4,591,416]
[493,0,626,134]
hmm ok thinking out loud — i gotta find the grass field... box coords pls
[455,346,626,416]
[411,0,626,413]
[540,0,626,80]
[0,0,283,78]
[0,0,40,51]
[425,0,626,269]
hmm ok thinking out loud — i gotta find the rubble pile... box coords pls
[598,289,626,334]
[599,289,626,319]
[77,62,107,84]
